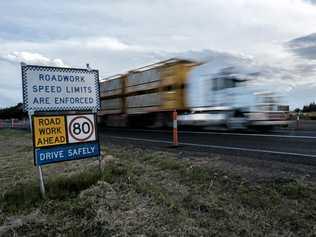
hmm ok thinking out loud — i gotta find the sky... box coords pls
[0,0,316,109]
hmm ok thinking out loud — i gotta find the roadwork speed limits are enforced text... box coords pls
[21,65,100,111]
[32,114,100,165]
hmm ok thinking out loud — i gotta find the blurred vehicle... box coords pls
[277,105,290,121]
[99,58,288,130]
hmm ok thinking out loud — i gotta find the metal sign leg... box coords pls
[98,155,102,173]
[37,165,46,198]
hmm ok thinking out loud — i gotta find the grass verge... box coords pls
[0,129,316,236]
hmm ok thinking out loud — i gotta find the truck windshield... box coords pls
[213,77,244,90]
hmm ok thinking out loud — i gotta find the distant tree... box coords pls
[302,105,309,113]
[310,102,316,112]
[0,103,27,119]
[301,102,316,113]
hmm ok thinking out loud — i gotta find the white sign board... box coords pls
[22,65,100,111]
[66,114,96,144]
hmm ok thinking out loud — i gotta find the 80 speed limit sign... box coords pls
[67,114,96,144]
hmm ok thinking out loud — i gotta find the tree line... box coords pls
[302,102,316,113]
[0,103,27,119]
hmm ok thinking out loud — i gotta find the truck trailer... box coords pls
[99,58,287,129]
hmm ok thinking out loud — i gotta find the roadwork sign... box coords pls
[32,113,99,166]
[33,115,67,148]
[21,65,100,112]
[22,64,102,198]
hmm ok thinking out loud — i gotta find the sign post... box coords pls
[37,164,46,198]
[92,108,102,172]
[28,110,46,198]
[22,63,101,198]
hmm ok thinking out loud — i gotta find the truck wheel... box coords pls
[226,111,248,130]
[254,125,274,132]
[162,113,173,128]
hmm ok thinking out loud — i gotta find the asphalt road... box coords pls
[100,125,316,165]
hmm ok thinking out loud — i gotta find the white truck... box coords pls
[178,63,288,130]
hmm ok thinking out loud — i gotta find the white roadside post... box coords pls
[296,112,300,130]
[173,110,179,146]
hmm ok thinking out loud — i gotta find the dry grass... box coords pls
[0,129,316,236]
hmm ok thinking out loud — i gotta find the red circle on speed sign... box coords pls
[68,115,95,142]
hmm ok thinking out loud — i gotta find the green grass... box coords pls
[0,129,316,236]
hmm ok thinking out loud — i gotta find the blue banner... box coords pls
[35,142,100,166]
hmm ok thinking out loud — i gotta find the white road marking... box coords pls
[180,131,316,139]
[106,135,316,158]
[106,128,316,139]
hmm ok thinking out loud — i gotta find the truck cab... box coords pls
[179,63,288,130]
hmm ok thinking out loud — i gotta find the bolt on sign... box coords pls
[33,113,100,166]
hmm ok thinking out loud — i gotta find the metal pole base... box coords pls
[37,166,46,198]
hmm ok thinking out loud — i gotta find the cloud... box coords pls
[0,0,316,108]
[85,37,131,51]
[59,37,147,52]
[0,51,68,107]
[1,0,316,53]
[304,0,316,5]
[0,51,67,67]
[287,33,316,59]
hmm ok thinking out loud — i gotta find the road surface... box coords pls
[100,126,316,165]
